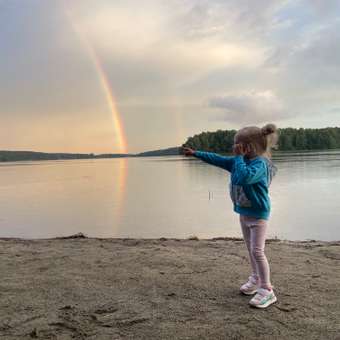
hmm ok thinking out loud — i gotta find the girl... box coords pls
[182,124,279,308]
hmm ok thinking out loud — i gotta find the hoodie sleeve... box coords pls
[232,156,267,185]
[193,151,234,172]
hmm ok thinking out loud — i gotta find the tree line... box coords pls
[183,127,340,153]
[0,148,180,162]
[0,151,130,162]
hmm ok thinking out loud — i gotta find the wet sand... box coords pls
[0,235,339,339]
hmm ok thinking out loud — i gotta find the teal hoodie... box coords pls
[194,151,276,220]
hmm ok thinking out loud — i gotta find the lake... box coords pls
[1,150,340,241]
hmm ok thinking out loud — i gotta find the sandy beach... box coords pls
[0,235,339,339]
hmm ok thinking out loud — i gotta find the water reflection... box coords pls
[110,158,128,234]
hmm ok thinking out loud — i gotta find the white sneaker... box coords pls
[249,288,277,308]
[240,276,258,295]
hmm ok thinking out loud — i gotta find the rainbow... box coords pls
[64,6,128,154]
[85,45,128,154]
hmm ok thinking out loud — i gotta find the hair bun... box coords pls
[261,123,277,136]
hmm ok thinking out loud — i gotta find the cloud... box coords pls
[263,20,340,117]
[34,0,340,135]
[168,0,291,42]
[209,90,289,124]
[62,0,271,109]
[267,23,340,70]
[307,0,340,16]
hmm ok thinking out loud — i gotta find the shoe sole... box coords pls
[249,295,277,309]
[240,289,258,295]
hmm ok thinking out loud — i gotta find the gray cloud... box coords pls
[169,0,289,42]
[308,0,340,16]
[209,91,291,124]
[264,21,340,117]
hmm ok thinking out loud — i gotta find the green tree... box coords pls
[183,127,340,152]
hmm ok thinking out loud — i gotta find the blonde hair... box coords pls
[235,123,279,158]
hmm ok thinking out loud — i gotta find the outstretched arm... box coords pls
[182,147,234,172]
[194,151,235,172]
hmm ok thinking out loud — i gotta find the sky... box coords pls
[1,0,340,154]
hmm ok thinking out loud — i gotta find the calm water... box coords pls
[1,150,340,241]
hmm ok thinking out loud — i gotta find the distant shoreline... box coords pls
[1,148,340,164]
[0,147,181,163]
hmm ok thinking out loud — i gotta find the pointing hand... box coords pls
[182,147,195,156]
